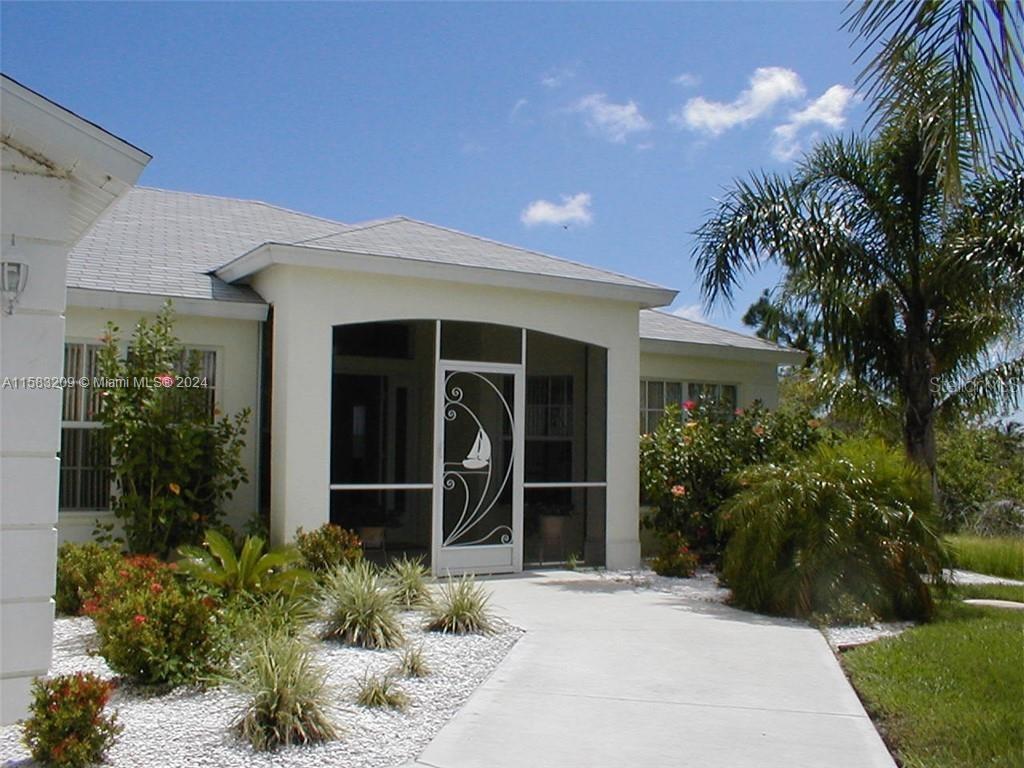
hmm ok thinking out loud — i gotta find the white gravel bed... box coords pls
[597,567,731,604]
[822,622,914,651]
[1,612,522,768]
[946,568,1024,586]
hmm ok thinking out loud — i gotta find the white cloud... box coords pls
[672,67,806,135]
[671,303,706,322]
[541,65,576,88]
[520,193,593,227]
[572,93,652,143]
[772,84,857,161]
[510,98,529,120]
[673,72,700,87]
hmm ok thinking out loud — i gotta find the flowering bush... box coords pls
[640,401,827,561]
[21,673,120,767]
[88,556,226,686]
[651,533,699,578]
[55,542,123,616]
[295,524,363,576]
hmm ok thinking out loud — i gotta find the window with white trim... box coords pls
[639,379,738,433]
[60,342,109,511]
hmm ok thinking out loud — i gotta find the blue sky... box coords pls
[1,2,866,331]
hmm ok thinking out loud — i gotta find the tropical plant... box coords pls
[718,437,949,622]
[95,301,250,556]
[230,632,337,751]
[21,673,121,768]
[90,568,227,687]
[355,672,408,711]
[425,575,495,635]
[177,529,314,595]
[640,401,827,558]
[321,561,404,649]
[386,555,431,609]
[294,523,363,576]
[54,542,122,616]
[394,645,430,678]
[844,1,1023,200]
[223,589,320,646]
[651,533,699,578]
[693,115,1024,495]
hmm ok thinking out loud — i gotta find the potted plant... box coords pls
[536,502,573,563]
[347,503,401,549]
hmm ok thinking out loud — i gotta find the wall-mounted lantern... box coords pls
[2,260,28,315]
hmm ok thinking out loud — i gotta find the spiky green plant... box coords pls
[230,633,337,751]
[225,589,320,646]
[355,672,408,711]
[386,556,432,609]
[321,561,404,649]
[719,437,949,622]
[394,645,429,678]
[177,529,314,595]
[425,575,495,635]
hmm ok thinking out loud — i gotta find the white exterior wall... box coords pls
[252,265,642,569]
[639,350,782,409]
[59,306,262,542]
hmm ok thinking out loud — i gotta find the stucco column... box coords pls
[603,334,641,570]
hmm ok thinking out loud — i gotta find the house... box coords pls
[57,187,802,574]
[1,74,149,723]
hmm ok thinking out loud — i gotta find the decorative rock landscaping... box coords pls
[0,613,522,768]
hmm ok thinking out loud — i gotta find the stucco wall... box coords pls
[252,264,643,570]
[58,306,262,543]
[639,350,782,409]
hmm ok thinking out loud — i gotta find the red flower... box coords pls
[670,484,687,498]
[133,614,146,626]
[682,400,697,411]
[149,581,163,595]
[734,407,745,416]
[753,424,766,436]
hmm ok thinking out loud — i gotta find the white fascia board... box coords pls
[1,76,151,183]
[217,242,679,308]
[640,337,808,364]
[67,288,268,321]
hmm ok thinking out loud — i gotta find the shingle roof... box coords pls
[640,309,797,354]
[287,217,667,291]
[68,187,350,303]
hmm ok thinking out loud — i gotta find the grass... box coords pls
[386,556,432,609]
[947,534,1024,580]
[321,561,404,649]
[355,672,408,711]
[843,599,1024,768]
[951,583,1024,602]
[425,575,495,635]
[394,645,430,678]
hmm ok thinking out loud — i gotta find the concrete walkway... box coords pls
[408,571,895,768]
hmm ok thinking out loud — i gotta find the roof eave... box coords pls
[67,287,269,321]
[640,336,808,364]
[217,242,678,308]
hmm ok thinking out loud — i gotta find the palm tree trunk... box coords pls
[903,340,940,500]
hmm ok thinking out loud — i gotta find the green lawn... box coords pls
[947,534,1024,580]
[843,598,1024,768]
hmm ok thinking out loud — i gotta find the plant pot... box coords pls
[539,514,567,562]
[359,526,386,549]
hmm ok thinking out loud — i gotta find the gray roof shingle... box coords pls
[640,309,797,354]
[68,187,351,303]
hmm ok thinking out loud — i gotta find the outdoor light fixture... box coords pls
[2,260,28,315]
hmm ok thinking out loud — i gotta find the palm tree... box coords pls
[692,112,1024,493]
[843,1,1023,200]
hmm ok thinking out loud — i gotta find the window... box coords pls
[524,375,574,483]
[639,379,738,433]
[60,342,109,511]
[58,342,219,511]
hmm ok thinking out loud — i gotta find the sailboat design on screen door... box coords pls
[462,428,491,470]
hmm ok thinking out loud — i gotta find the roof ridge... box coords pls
[385,216,672,291]
[135,186,349,228]
[645,308,786,349]
[291,216,404,245]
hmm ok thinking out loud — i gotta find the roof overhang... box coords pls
[67,287,269,321]
[640,336,808,365]
[2,74,151,241]
[216,242,678,308]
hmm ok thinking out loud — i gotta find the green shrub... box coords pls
[425,575,494,634]
[321,561,404,649]
[55,542,122,616]
[650,533,699,578]
[295,524,363,575]
[177,529,314,595]
[90,556,227,686]
[223,590,320,646]
[394,645,430,678]
[21,673,121,768]
[719,438,949,622]
[230,633,337,751]
[948,534,1024,580]
[386,556,431,609]
[355,672,408,710]
[95,302,250,556]
[640,401,827,560]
